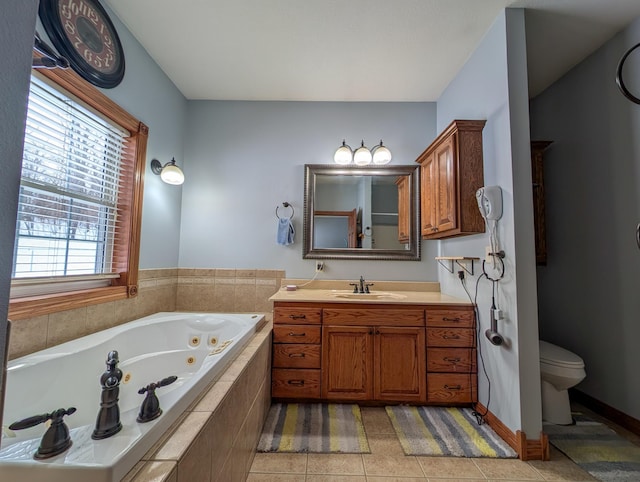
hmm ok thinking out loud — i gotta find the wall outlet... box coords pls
[315,262,325,272]
[485,246,492,263]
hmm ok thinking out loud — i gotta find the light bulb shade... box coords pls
[334,140,352,165]
[372,140,392,165]
[160,159,184,185]
[353,141,372,166]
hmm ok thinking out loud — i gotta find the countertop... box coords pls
[269,279,472,306]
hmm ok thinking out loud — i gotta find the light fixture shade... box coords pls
[353,140,372,166]
[372,140,392,165]
[160,159,184,185]
[334,140,353,165]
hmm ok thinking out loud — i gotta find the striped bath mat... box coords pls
[545,414,640,481]
[257,403,370,453]
[386,405,517,458]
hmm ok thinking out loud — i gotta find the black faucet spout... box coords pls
[92,350,123,440]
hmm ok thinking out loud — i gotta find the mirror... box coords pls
[303,164,420,260]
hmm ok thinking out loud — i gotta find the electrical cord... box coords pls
[460,272,492,425]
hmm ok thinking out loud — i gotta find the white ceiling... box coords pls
[103,0,640,101]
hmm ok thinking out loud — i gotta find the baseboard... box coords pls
[570,388,640,436]
[474,402,549,461]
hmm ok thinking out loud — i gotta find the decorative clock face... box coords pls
[39,0,125,88]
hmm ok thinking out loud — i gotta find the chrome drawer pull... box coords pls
[444,384,462,390]
[289,314,307,319]
[442,317,461,322]
[443,357,461,363]
[288,353,305,358]
[287,380,305,386]
[288,332,305,337]
[442,334,460,339]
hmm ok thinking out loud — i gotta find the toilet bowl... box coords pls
[539,340,586,425]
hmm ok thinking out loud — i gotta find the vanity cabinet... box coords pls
[416,119,486,239]
[396,175,410,243]
[426,307,477,403]
[271,301,475,406]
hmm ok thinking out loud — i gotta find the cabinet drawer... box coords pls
[426,309,474,328]
[427,348,476,373]
[273,344,321,369]
[427,328,475,347]
[272,368,321,399]
[274,307,322,325]
[323,308,424,326]
[427,373,477,403]
[273,325,322,344]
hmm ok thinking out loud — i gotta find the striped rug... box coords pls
[257,403,370,453]
[545,414,640,481]
[386,405,517,458]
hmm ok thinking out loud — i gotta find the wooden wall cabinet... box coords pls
[416,119,486,239]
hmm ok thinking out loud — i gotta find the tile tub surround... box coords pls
[7,268,284,359]
[123,320,272,482]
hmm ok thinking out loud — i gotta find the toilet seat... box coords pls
[539,340,584,369]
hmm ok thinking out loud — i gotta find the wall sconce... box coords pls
[151,157,185,185]
[333,140,392,166]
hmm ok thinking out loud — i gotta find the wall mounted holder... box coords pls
[435,256,480,276]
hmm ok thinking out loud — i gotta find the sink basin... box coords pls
[330,291,407,300]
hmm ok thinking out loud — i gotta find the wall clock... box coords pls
[39,0,125,89]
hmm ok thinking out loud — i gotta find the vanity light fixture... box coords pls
[333,139,392,166]
[151,157,185,185]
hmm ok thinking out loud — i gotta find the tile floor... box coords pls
[247,403,635,481]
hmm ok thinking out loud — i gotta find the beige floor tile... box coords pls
[527,459,598,481]
[367,432,406,456]
[417,456,486,478]
[250,452,308,474]
[362,454,425,477]
[246,474,305,481]
[305,476,367,482]
[473,458,544,480]
[361,407,396,434]
[365,477,427,482]
[307,453,365,475]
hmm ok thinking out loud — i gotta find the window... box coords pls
[9,67,147,320]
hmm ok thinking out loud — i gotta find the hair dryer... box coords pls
[485,297,504,346]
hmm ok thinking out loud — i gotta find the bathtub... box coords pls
[0,311,263,482]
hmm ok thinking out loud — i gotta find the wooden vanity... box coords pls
[270,285,477,405]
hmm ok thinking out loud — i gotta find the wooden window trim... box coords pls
[9,60,147,321]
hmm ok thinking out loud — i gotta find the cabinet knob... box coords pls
[287,380,305,386]
[289,314,307,320]
[288,332,305,337]
[443,357,461,363]
[442,317,461,322]
[288,353,305,358]
[442,334,460,339]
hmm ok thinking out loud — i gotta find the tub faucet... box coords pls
[137,375,178,423]
[92,350,123,440]
[9,407,76,459]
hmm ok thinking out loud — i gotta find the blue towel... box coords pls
[277,217,295,246]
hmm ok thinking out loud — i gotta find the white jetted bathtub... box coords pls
[0,311,263,482]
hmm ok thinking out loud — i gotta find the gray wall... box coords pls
[436,9,542,436]
[0,0,39,429]
[179,101,439,281]
[530,16,640,420]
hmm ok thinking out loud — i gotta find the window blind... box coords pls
[13,76,129,280]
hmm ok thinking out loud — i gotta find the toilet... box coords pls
[539,340,586,425]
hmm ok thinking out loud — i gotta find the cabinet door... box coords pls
[322,326,373,400]
[434,134,456,233]
[396,175,410,243]
[420,152,437,236]
[374,327,426,402]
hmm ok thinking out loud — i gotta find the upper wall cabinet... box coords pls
[416,120,486,240]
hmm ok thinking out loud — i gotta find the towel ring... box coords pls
[276,202,294,219]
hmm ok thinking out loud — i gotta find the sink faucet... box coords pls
[350,276,374,294]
